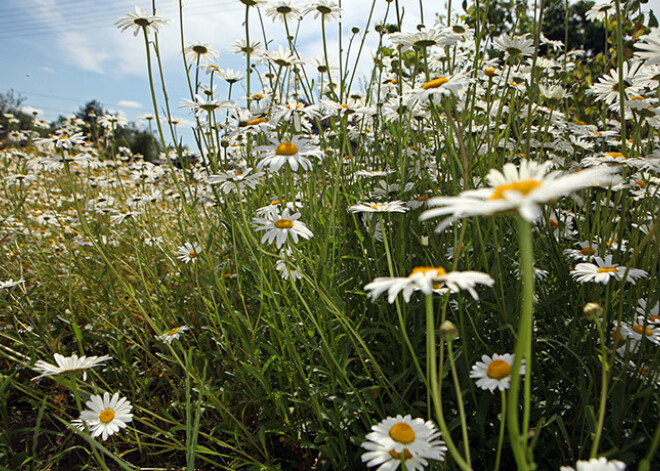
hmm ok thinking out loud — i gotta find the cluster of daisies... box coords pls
[1,0,658,468]
[32,354,132,441]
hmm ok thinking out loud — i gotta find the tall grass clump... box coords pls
[1,0,658,469]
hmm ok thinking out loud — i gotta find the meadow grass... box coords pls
[1,0,659,469]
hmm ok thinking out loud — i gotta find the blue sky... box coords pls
[1,0,658,145]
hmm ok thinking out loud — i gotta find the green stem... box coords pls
[447,340,472,465]
[590,316,610,457]
[495,389,507,471]
[506,215,535,470]
[425,295,472,471]
[142,27,167,150]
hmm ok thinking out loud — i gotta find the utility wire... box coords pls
[0,0,238,34]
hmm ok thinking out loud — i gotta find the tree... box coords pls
[542,0,607,57]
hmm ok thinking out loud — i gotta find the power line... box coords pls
[0,0,238,35]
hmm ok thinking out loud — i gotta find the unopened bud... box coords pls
[583,302,603,320]
[439,320,459,341]
[352,27,360,34]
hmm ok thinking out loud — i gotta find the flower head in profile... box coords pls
[470,353,525,392]
[78,392,133,441]
[252,208,313,248]
[365,266,494,303]
[158,326,190,344]
[116,6,169,37]
[420,160,618,232]
[621,317,660,347]
[560,457,626,471]
[570,255,648,284]
[361,414,447,470]
[207,168,264,194]
[32,353,112,381]
[349,201,409,214]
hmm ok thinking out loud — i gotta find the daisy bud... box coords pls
[439,320,459,341]
[583,302,603,321]
[352,27,359,34]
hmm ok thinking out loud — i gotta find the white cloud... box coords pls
[118,100,143,109]
[42,66,55,73]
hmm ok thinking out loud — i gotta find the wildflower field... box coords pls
[1,0,659,469]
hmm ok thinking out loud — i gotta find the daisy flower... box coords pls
[585,2,615,22]
[560,457,626,471]
[184,41,219,64]
[415,73,470,102]
[304,0,342,22]
[176,242,201,264]
[0,279,24,289]
[252,208,313,248]
[492,34,535,59]
[78,392,133,441]
[570,255,648,284]
[349,201,409,214]
[635,29,660,65]
[256,136,321,173]
[275,248,304,281]
[207,168,264,194]
[361,414,447,470]
[590,61,644,109]
[32,353,112,381]
[364,266,494,303]
[158,326,190,344]
[115,6,169,37]
[262,46,305,68]
[621,317,660,347]
[420,160,618,232]
[470,353,525,392]
[265,0,303,23]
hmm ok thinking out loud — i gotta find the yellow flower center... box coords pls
[245,117,267,126]
[409,266,447,277]
[606,151,625,159]
[274,219,294,229]
[99,409,115,423]
[389,422,415,444]
[484,67,496,77]
[612,328,624,342]
[422,77,450,90]
[489,179,542,200]
[575,120,587,125]
[634,180,645,188]
[579,247,596,255]
[633,325,653,336]
[486,359,512,380]
[389,448,413,460]
[549,219,558,229]
[270,199,282,205]
[189,250,198,259]
[650,315,660,323]
[168,327,180,336]
[370,204,385,210]
[597,267,618,273]
[252,93,264,100]
[275,142,299,156]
